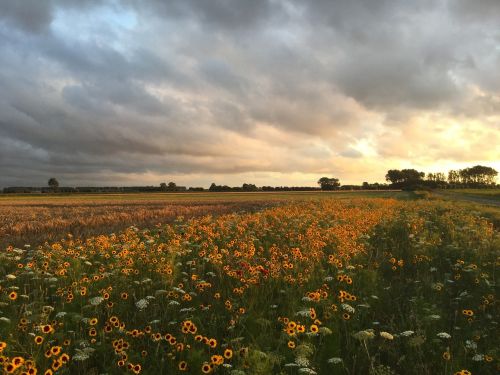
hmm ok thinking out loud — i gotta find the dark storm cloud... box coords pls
[0,0,499,187]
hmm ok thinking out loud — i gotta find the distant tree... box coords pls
[385,170,404,184]
[160,182,167,191]
[48,177,59,192]
[317,177,340,190]
[242,183,258,191]
[385,169,424,189]
[167,182,177,189]
[466,165,497,185]
[448,170,460,185]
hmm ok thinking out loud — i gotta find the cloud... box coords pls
[0,0,498,187]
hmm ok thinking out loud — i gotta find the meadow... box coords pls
[0,193,498,375]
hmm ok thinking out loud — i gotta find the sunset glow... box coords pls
[0,1,499,187]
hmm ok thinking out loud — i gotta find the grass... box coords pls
[442,189,500,202]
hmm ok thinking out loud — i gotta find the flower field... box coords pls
[0,198,498,374]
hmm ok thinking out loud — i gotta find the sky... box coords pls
[0,0,499,188]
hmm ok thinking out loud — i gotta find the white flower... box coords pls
[296,309,311,318]
[472,354,484,361]
[89,297,104,306]
[5,274,16,280]
[319,327,332,335]
[341,304,355,313]
[353,330,375,341]
[295,357,310,367]
[380,332,394,340]
[327,357,343,365]
[400,331,414,337]
[437,332,451,339]
[465,340,477,350]
[135,299,149,310]
[298,368,317,374]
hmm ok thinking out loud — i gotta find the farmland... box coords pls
[0,193,498,375]
[0,191,405,249]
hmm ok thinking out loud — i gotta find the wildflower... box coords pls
[327,357,343,364]
[201,362,212,373]
[442,351,451,360]
[224,348,233,359]
[50,346,62,356]
[178,361,188,371]
[208,338,217,348]
[380,331,394,340]
[42,325,54,334]
[8,291,17,300]
[288,340,296,349]
[135,299,149,310]
[437,332,451,339]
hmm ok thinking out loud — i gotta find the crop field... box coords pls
[0,195,499,375]
[0,191,404,249]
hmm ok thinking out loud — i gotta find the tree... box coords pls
[160,182,167,191]
[167,182,177,190]
[385,169,424,189]
[317,177,340,190]
[48,178,59,192]
[448,170,460,185]
[242,183,258,191]
[385,170,404,184]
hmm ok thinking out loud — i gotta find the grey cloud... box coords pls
[0,0,52,33]
[126,0,279,31]
[0,0,499,187]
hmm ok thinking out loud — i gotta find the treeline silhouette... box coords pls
[385,165,498,190]
[2,165,497,194]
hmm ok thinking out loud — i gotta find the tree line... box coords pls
[384,165,498,190]
[2,165,497,194]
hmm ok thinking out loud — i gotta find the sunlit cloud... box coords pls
[0,0,498,187]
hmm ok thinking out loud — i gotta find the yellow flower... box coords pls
[223,348,233,359]
[178,361,188,371]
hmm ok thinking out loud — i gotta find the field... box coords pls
[0,191,405,249]
[0,192,498,375]
[442,190,500,203]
